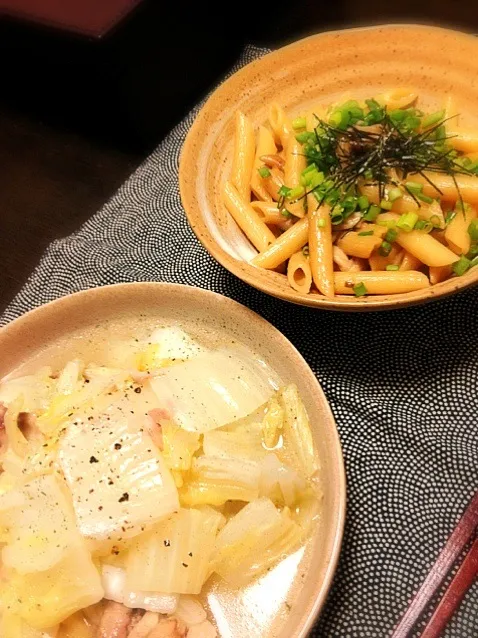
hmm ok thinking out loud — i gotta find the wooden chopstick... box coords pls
[391,491,478,637]
[420,537,478,638]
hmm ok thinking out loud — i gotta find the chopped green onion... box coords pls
[363,204,381,222]
[470,256,478,269]
[405,181,423,195]
[422,109,445,129]
[343,196,358,213]
[468,219,478,242]
[377,219,397,229]
[353,282,368,297]
[467,245,478,258]
[386,264,400,271]
[429,214,442,228]
[380,199,393,211]
[358,231,374,236]
[258,166,271,179]
[445,211,457,225]
[385,229,398,243]
[302,245,309,256]
[388,187,403,202]
[452,255,471,276]
[288,185,305,200]
[278,186,292,198]
[416,193,434,204]
[280,209,292,218]
[301,164,317,178]
[379,241,392,257]
[358,195,369,210]
[317,219,326,228]
[331,212,344,225]
[414,220,433,233]
[292,117,307,130]
[295,132,313,144]
[397,212,419,232]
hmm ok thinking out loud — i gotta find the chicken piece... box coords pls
[17,411,43,443]
[127,611,159,638]
[99,601,133,638]
[148,618,187,638]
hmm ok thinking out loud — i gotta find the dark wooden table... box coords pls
[1,0,477,313]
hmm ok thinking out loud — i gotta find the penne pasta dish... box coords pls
[0,324,321,638]
[223,90,478,297]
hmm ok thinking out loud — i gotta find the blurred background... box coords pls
[1,0,478,310]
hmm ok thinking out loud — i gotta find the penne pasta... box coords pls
[231,111,255,202]
[252,217,309,269]
[337,232,382,259]
[308,197,334,297]
[411,172,478,204]
[263,167,284,202]
[224,95,478,299]
[223,181,276,252]
[268,103,291,149]
[429,264,453,284]
[399,251,423,271]
[444,205,477,254]
[250,201,291,228]
[251,126,277,201]
[446,127,478,154]
[376,87,417,110]
[361,185,446,228]
[287,251,313,294]
[395,229,458,267]
[334,270,430,295]
[283,137,307,217]
[369,245,403,271]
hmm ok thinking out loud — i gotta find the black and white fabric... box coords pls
[2,46,477,637]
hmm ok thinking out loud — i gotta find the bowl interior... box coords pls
[0,282,345,637]
[180,24,478,310]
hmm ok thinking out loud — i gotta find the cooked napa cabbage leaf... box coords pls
[0,474,84,574]
[58,416,179,541]
[126,507,224,595]
[259,453,307,508]
[149,347,278,433]
[137,327,205,372]
[261,396,284,449]
[1,545,103,629]
[279,384,319,478]
[162,421,201,472]
[0,367,55,415]
[202,423,265,461]
[0,612,59,638]
[179,456,261,507]
[211,497,304,588]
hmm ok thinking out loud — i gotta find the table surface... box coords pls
[1,0,478,313]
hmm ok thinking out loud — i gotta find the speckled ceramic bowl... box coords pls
[0,282,345,638]
[179,24,478,310]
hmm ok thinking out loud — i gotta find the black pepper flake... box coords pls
[90,456,99,464]
[111,546,120,555]
[164,539,171,547]
[89,489,94,494]
[182,562,189,568]
[98,506,103,511]
[118,493,129,503]
[84,379,90,383]
[108,479,114,485]
[134,387,142,394]
[114,443,122,450]
[188,552,193,557]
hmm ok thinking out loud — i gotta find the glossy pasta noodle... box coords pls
[222,92,478,297]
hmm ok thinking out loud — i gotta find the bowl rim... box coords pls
[0,281,347,636]
[179,23,478,311]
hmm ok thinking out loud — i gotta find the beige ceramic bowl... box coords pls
[180,24,478,310]
[0,283,345,638]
